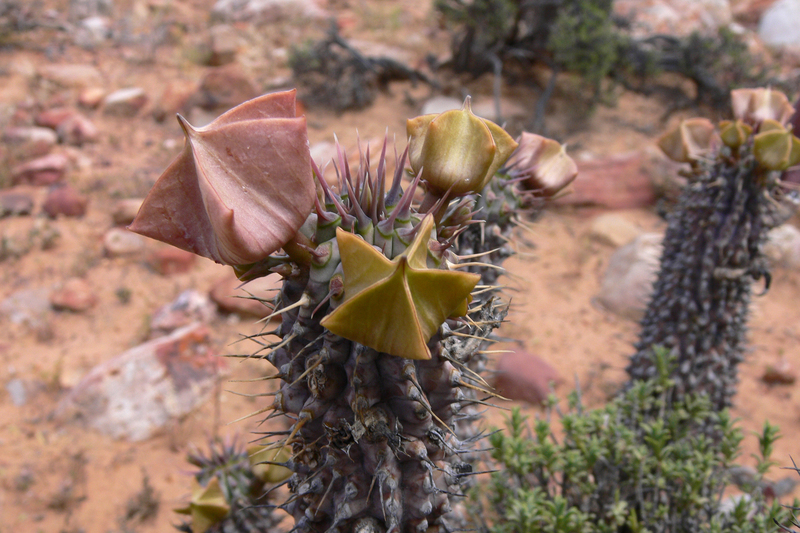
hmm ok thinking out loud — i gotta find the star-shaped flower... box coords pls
[320,215,480,360]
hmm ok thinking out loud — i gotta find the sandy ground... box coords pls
[2,1,800,532]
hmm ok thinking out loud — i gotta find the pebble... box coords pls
[152,80,198,122]
[111,198,144,226]
[50,277,99,312]
[492,348,563,405]
[150,289,217,337]
[558,151,657,209]
[78,86,106,108]
[594,233,663,321]
[103,87,148,116]
[0,190,34,217]
[54,324,225,441]
[207,23,240,66]
[103,227,145,257]
[209,274,282,318]
[148,247,196,275]
[57,113,99,146]
[191,64,258,111]
[0,288,52,328]
[764,224,800,269]
[5,379,27,407]
[42,184,89,218]
[759,0,800,47]
[211,0,327,22]
[762,358,796,385]
[35,107,77,129]
[3,127,58,159]
[589,213,643,247]
[11,153,69,186]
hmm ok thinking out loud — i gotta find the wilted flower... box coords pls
[129,90,314,266]
[731,88,794,128]
[407,98,518,197]
[505,132,578,197]
[657,118,717,163]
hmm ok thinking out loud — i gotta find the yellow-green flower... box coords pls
[407,98,518,197]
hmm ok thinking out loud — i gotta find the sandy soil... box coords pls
[1,1,800,532]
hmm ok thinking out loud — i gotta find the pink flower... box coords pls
[129,90,314,265]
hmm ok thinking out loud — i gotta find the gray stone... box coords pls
[5,379,27,407]
[614,0,732,38]
[588,213,643,247]
[150,290,217,337]
[0,288,52,328]
[55,324,224,441]
[595,233,663,321]
[103,227,145,257]
[764,224,800,268]
[211,0,326,22]
[759,0,800,47]
[0,191,34,217]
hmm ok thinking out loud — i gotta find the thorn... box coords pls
[227,405,277,425]
[455,247,503,260]
[256,294,311,324]
[228,374,284,383]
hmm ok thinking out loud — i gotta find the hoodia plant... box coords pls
[130,90,576,533]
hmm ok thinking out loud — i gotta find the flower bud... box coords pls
[719,119,752,149]
[657,118,717,163]
[504,132,578,197]
[407,98,518,196]
[753,124,800,171]
[129,90,314,266]
[731,87,794,128]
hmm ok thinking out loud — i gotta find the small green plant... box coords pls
[473,348,794,533]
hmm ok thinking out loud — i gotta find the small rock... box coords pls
[764,224,800,268]
[78,86,105,108]
[5,379,27,407]
[613,0,733,38]
[207,24,240,66]
[54,324,225,441]
[110,198,144,225]
[11,153,69,186]
[148,247,196,275]
[35,107,77,129]
[74,16,112,47]
[557,151,657,209]
[0,287,52,328]
[0,190,34,217]
[152,80,198,122]
[211,0,327,22]
[762,358,796,385]
[43,184,88,218]
[191,64,258,112]
[39,63,103,88]
[589,213,643,247]
[759,0,800,47]
[492,349,563,405]
[103,87,148,116]
[3,127,59,159]
[150,289,217,337]
[420,96,462,116]
[210,274,282,318]
[50,277,98,312]
[103,227,145,257]
[595,233,663,321]
[57,113,99,146]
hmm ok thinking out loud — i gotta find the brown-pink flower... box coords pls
[129,90,314,265]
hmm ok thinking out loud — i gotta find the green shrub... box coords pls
[472,348,795,533]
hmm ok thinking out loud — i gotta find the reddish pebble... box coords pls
[11,153,69,186]
[149,247,196,275]
[763,359,796,385]
[493,349,564,405]
[35,107,77,129]
[50,278,98,312]
[43,184,88,218]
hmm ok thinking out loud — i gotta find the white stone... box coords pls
[759,0,800,47]
[594,233,663,321]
